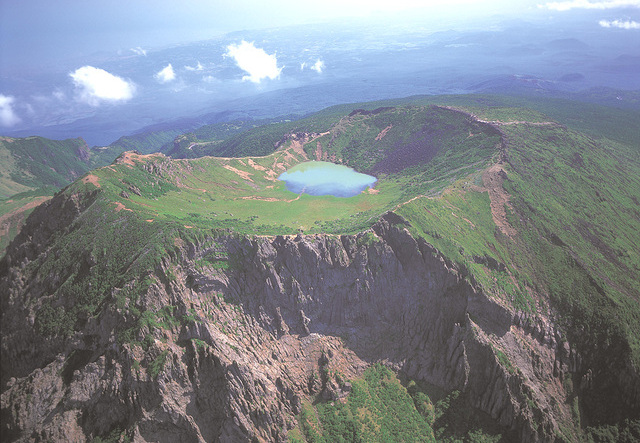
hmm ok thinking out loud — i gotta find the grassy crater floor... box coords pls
[87,149,403,236]
[82,105,502,236]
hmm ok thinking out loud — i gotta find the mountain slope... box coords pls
[0,136,96,255]
[1,97,639,442]
[0,136,92,198]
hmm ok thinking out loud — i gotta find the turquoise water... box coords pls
[278,161,377,197]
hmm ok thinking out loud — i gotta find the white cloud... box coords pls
[202,75,218,83]
[70,66,136,106]
[311,59,325,73]
[0,95,21,127]
[155,64,176,83]
[185,61,204,71]
[225,41,282,83]
[540,0,640,11]
[599,18,640,27]
[300,62,307,71]
[131,46,147,56]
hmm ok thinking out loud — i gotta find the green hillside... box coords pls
[89,129,184,169]
[0,136,92,198]
[0,136,98,252]
[165,116,301,159]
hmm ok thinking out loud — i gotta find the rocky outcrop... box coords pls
[1,192,582,442]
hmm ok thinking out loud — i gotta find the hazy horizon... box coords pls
[1,0,639,144]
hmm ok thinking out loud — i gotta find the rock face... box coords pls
[0,193,595,442]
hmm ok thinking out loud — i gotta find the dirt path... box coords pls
[482,164,517,237]
[113,202,133,212]
[392,194,426,212]
[116,152,161,166]
[375,125,393,141]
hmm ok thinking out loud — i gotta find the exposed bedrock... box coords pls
[1,204,585,442]
[209,212,569,442]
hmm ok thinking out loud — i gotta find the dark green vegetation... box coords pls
[30,191,184,339]
[500,123,640,425]
[291,364,504,443]
[302,106,502,200]
[165,116,301,158]
[0,188,53,252]
[3,94,640,441]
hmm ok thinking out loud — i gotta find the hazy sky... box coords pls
[2,0,638,67]
[1,0,639,137]
[1,1,537,62]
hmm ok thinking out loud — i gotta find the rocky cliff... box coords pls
[1,184,586,442]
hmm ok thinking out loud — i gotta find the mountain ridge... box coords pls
[1,95,639,442]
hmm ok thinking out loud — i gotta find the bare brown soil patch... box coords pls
[81,174,101,187]
[315,141,324,161]
[288,137,308,157]
[247,158,266,171]
[117,152,138,166]
[116,152,160,167]
[222,164,253,182]
[0,197,51,224]
[113,202,133,212]
[483,164,517,237]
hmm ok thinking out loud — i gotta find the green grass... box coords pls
[50,101,639,382]
[89,148,402,235]
[388,101,640,426]
[166,115,301,158]
[499,123,640,366]
[84,105,500,236]
[396,179,536,312]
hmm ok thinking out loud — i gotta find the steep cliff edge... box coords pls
[2,100,640,442]
[2,187,579,441]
